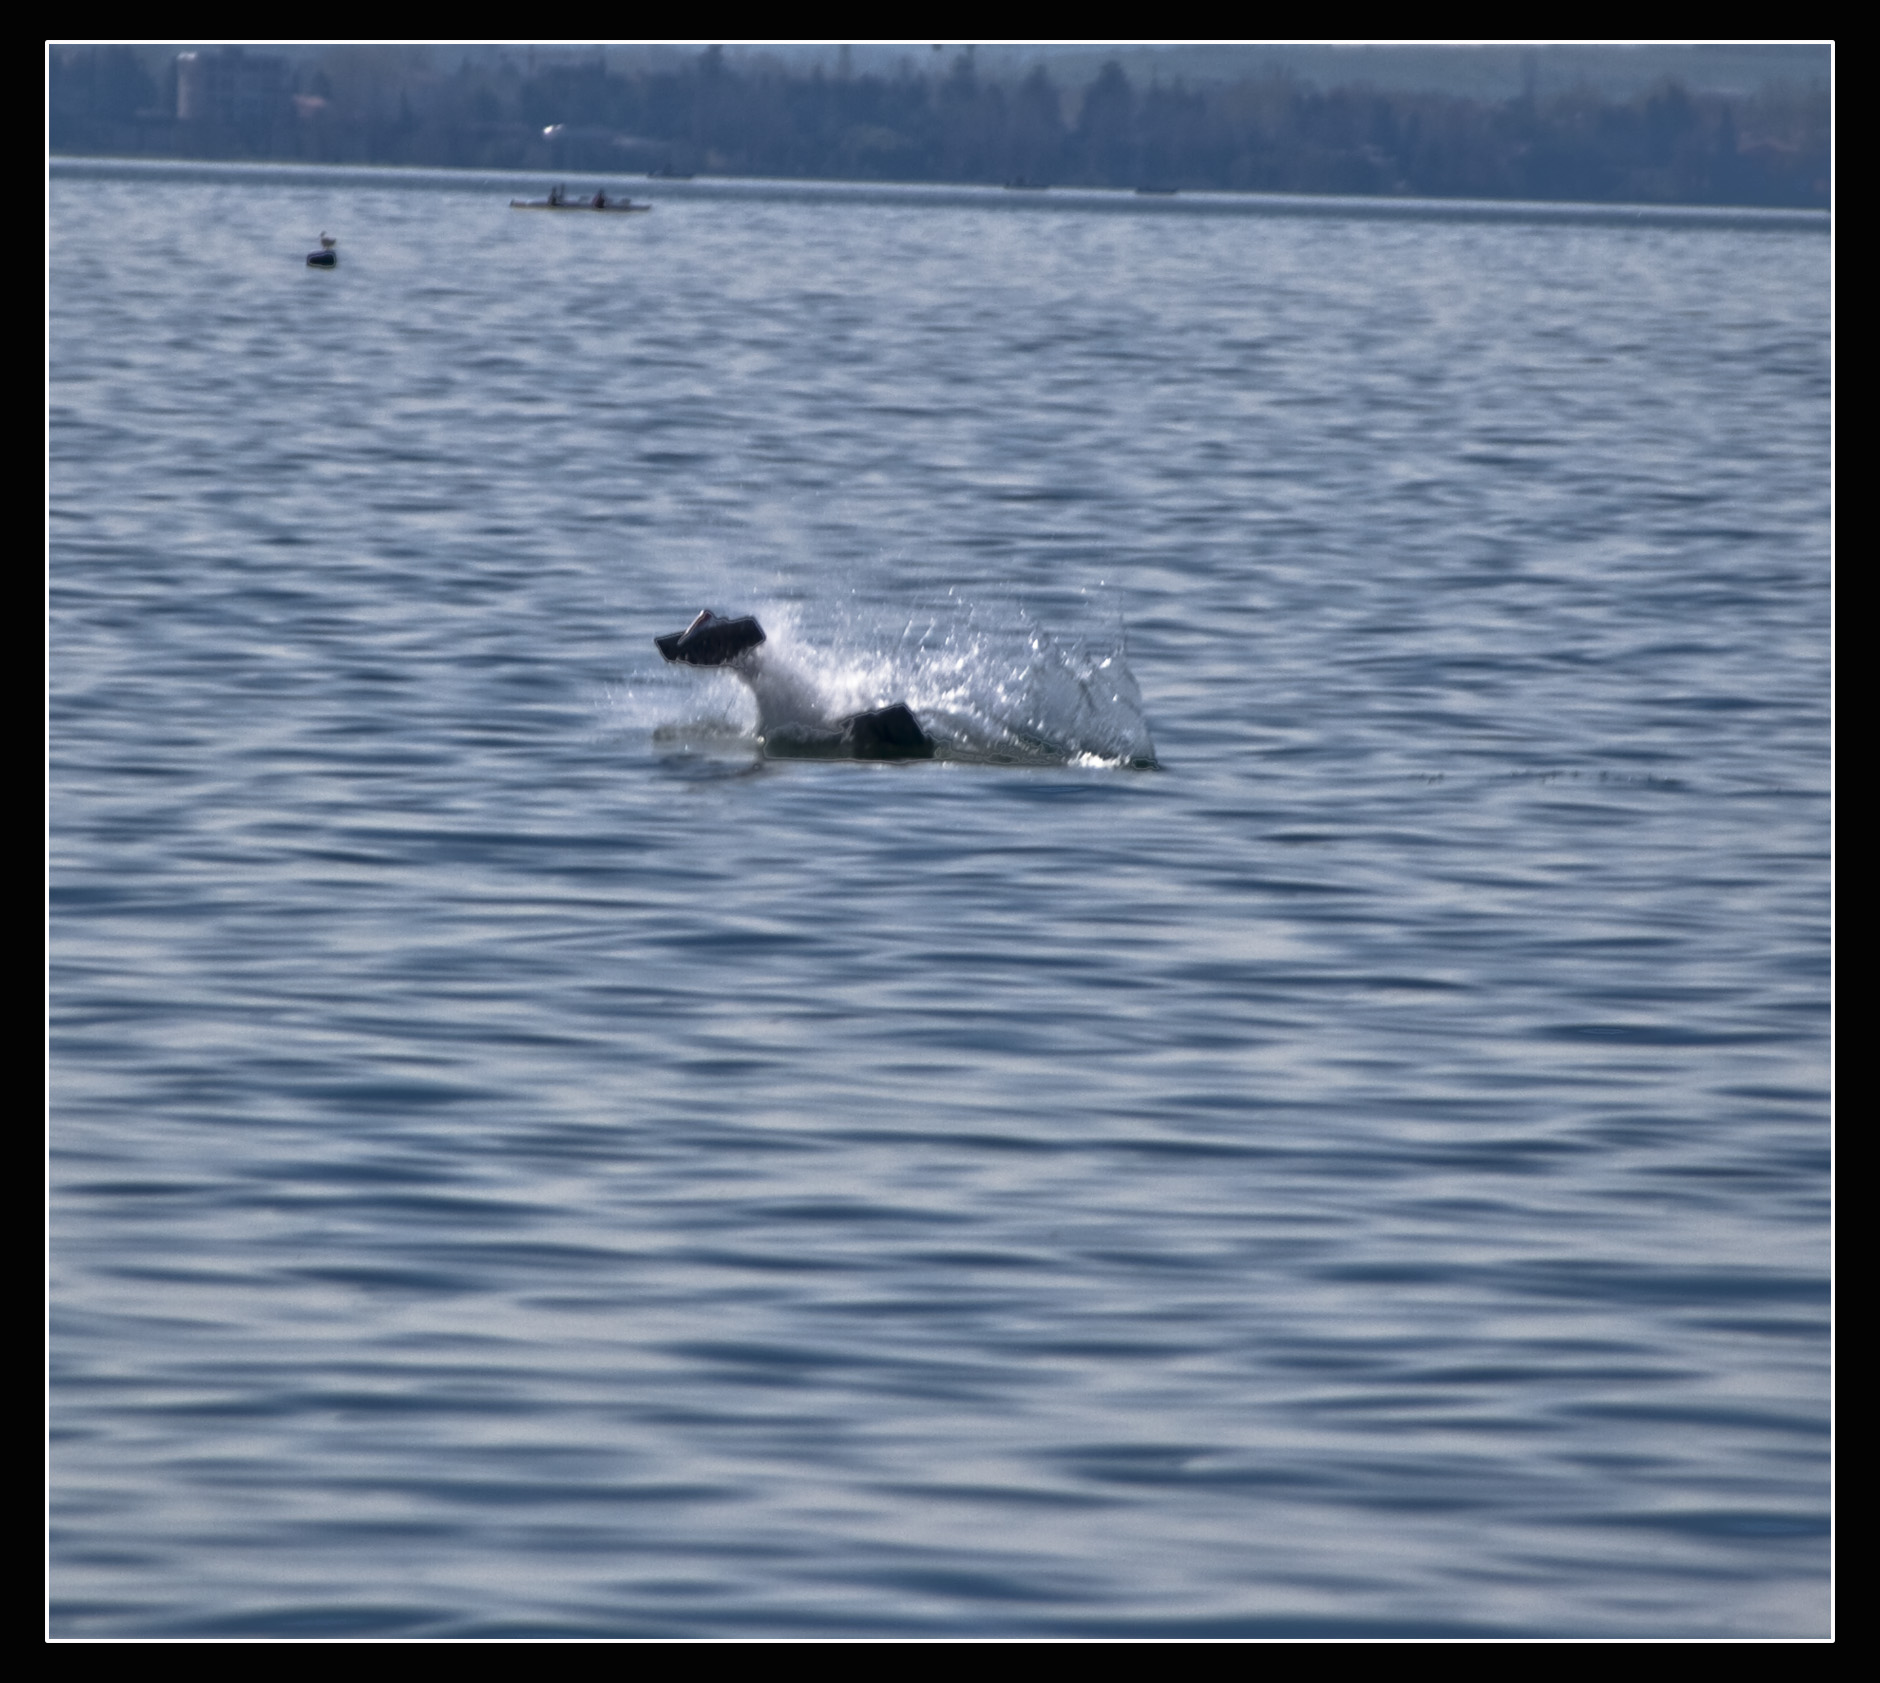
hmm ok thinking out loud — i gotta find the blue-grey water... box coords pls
[49,160,1831,1638]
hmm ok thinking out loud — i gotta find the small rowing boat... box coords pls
[510,194,651,213]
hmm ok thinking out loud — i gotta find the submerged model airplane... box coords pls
[656,610,935,760]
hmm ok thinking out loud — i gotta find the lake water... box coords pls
[48,160,1832,1638]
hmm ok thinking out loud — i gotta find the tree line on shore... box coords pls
[50,45,1830,210]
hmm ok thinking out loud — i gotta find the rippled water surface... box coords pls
[49,162,1831,1637]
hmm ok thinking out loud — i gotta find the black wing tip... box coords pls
[656,610,766,666]
[841,702,935,759]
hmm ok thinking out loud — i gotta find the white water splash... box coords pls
[641,597,1158,768]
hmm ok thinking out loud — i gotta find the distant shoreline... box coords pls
[48,153,1831,233]
[50,45,1830,214]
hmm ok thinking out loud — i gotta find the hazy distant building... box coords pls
[176,48,286,128]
